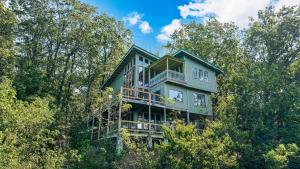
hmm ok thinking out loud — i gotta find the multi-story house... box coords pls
[95,45,223,150]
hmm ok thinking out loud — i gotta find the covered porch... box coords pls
[148,55,186,87]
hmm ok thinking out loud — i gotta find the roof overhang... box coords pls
[173,49,224,75]
[148,55,184,72]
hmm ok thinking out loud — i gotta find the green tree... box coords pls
[0,3,16,79]
[0,78,66,168]
[156,120,237,169]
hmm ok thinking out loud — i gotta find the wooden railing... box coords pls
[150,70,185,87]
[122,87,165,106]
[108,120,164,135]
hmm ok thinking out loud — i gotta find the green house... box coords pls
[96,45,223,148]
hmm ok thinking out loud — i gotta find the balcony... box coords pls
[150,70,186,87]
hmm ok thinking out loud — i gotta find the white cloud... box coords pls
[178,0,300,28]
[156,19,182,42]
[123,12,153,34]
[139,21,152,34]
[123,12,142,25]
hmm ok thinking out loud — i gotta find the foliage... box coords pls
[156,120,237,169]
[0,3,16,78]
[0,79,66,168]
[1,0,300,168]
[264,144,299,169]
[166,5,300,169]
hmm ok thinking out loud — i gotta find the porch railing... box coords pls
[107,120,164,135]
[122,87,165,106]
[150,70,185,87]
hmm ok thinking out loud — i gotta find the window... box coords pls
[193,67,209,82]
[169,90,183,102]
[204,71,208,82]
[198,69,203,80]
[145,59,149,65]
[193,93,206,107]
[138,66,144,86]
[139,56,143,64]
[193,67,198,79]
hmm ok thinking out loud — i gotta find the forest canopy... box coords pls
[0,0,299,168]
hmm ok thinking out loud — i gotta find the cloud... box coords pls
[123,12,142,25]
[156,19,182,42]
[178,0,300,28]
[123,12,153,34]
[139,21,152,34]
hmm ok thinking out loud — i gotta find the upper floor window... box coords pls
[193,67,209,82]
[204,71,208,82]
[169,90,183,102]
[139,56,144,65]
[193,68,197,78]
[193,93,206,107]
[145,59,149,65]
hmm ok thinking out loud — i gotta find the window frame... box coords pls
[193,93,206,107]
[169,89,183,103]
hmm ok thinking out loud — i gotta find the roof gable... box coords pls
[101,45,159,89]
[172,49,224,75]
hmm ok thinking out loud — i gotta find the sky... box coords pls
[81,0,300,55]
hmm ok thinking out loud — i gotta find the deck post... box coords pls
[147,134,153,149]
[166,57,169,78]
[148,91,151,132]
[90,114,95,140]
[117,86,123,153]
[187,111,190,124]
[97,107,102,140]
[164,107,167,124]
[106,108,111,135]
[118,86,123,130]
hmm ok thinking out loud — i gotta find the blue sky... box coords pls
[80,0,299,56]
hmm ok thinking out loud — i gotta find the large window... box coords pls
[193,93,206,107]
[138,66,144,86]
[169,90,183,102]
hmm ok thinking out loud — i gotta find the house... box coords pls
[93,45,223,150]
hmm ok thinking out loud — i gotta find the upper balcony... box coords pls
[148,55,186,87]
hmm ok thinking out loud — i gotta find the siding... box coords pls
[164,83,213,115]
[183,56,217,92]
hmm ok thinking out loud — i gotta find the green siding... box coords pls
[163,83,213,115]
[183,56,217,92]
[111,72,124,93]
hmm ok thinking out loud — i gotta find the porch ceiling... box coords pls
[148,55,184,72]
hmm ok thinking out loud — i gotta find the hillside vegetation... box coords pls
[0,1,299,168]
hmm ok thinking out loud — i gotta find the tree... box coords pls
[0,3,16,79]
[0,78,66,168]
[166,5,300,168]
[156,120,237,169]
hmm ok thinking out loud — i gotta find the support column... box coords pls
[187,111,190,124]
[117,136,123,154]
[166,58,169,78]
[147,134,153,149]
[97,107,102,140]
[148,104,151,131]
[164,107,167,124]
[117,87,123,153]
[106,108,111,135]
[90,114,95,140]
[118,87,123,130]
